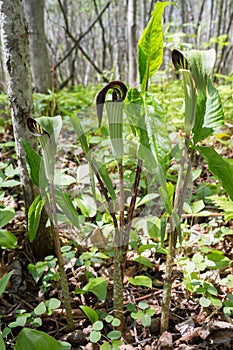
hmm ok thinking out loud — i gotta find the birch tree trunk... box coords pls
[23,0,52,92]
[0,0,36,212]
[0,0,54,259]
[127,0,137,87]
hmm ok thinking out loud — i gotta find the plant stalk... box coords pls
[50,180,74,331]
[160,137,193,333]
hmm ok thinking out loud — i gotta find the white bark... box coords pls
[127,0,137,87]
[0,0,36,212]
[23,0,52,92]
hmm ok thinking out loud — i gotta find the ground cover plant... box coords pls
[0,2,233,349]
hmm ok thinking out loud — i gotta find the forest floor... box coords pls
[1,103,233,350]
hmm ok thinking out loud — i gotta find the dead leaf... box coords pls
[157,331,173,349]
[176,318,195,336]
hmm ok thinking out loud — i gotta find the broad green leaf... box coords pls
[0,271,13,297]
[23,139,47,189]
[134,256,153,269]
[138,2,173,93]
[75,194,97,217]
[58,341,71,350]
[68,115,89,153]
[136,193,160,207]
[192,200,205,214]
[54,170,76,186]
[125,88,157,170]
[209,296,222,307]
[28,262,47,283]
[182,70,197,136]
[15,328,64,350]
[0,179,21,187]
[140,313,152,327]
[138,301,149,310]
[100,343,111,350]
[92,159,116,201]
[93,321,103,331]
[207,252,230,270]
[129,276,152,288]
[83,277,107,302]
[46,298,61,310]
[9,315,27,328]
[107,330,121,340]
[0,206,15,228]
[28,195,46,242]
[199,296,211,307]
[5,164,19,178]
[34,302,46,315]
[55,190,80,229]
[90,331,101,343]
[0,229,18,249]
[193,83,224,144]
[144,92,171,181]
[68,114,116,201]
[111,318,121,327]
[80,306,99,324]
[0,335,5,350]
[198,146,233,201]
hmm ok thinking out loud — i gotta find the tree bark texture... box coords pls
[23,0,52,92]
[0,0,36,213]
[0,0,54,260]
[127,0,137,87]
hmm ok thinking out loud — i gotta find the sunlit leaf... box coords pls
[28,195,46,243]
[0,206,15,228]
[138,1,173,93]
[15,328,64,350]
[198,146,233,201]
[129,276,152,288]
[83,277,107,302]
[80,306,99,324]
[0,271,13,297]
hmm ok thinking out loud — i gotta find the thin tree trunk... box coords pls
[140,0,146,34]
[93,0,106,70]
[0,0,54,260]
[127,0,137,87]
[23,0,52,93]
[0,0,36,213]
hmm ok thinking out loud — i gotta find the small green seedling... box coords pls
[28,255,59,293]
[128,301,155,327]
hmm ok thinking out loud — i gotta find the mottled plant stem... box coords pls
[160,226,175,334]
[112,160,125,329]
[161,137,193,333]
[50,180,74,332]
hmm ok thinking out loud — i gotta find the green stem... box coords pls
[118,160,125,246]
[112,159,125,330]
[50,180,74,332]
[160,227,175,333]
[160,137,193,334]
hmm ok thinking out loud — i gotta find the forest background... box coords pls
[0,0,233,349]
